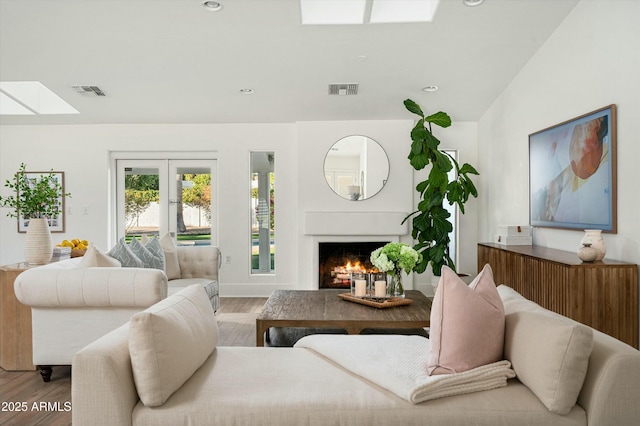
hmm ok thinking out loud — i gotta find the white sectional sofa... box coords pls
[72,283,640,426]
[14,245,220,382]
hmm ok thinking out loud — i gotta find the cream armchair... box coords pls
[14,245,221,382]
[169,246,221,311]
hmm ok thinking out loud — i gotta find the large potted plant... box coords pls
[402,99,479,277]
[0,163,70,264]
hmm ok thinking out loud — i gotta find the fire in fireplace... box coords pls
[318,241,389,289]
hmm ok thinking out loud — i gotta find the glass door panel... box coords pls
[115,158,216,246]
[117,160,167,242]
[169,160,217,246]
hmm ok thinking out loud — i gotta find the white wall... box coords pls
[478,0,640,333]
[295,120,414,291]
[0,123,299,296]
[479,0,639,260]
[295,119,478,295]
[0,117,480,296]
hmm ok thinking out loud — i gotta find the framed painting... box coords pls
[529,105,616,233]
[17,171,66,233]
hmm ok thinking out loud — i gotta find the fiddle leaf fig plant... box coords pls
[402,99,479,276]
[0,163,70,220]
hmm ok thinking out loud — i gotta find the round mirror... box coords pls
[323,135,390,201]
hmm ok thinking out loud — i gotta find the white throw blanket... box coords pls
[294,334,515,404]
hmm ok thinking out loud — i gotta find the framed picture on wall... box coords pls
[17,171,66,233]
[529,105,616,232]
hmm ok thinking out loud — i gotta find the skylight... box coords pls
[300,0,366,25]
[0,92,35,115]
[300,0,440,25]
[370,0,440,23]
[0,81,79,115]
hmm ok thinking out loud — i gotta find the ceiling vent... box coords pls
[72,85,106,97]
[328,83,358,96]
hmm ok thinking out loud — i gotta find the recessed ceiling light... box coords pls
[202,1,223,12]
[422,85,439,92]
[463,0,484,7]
[239,88,254,95]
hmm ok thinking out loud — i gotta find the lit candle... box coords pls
[374,280,386,297]
[355,280,367,297]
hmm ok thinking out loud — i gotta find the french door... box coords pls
[115,158,217,245]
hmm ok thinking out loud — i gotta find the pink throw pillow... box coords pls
[427,264,505,375]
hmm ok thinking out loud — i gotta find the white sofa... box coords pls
[72,284,640,426]
[14,245,220,382]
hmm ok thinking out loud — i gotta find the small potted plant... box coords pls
[0,163,70,264]
[370,242,422,297]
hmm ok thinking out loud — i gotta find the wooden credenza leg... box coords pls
[38,365,52,382]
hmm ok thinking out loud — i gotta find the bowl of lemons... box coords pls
[58,238,89,257]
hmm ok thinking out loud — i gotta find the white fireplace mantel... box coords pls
[303,212,409,236]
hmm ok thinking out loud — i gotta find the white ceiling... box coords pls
[0,0,579,125]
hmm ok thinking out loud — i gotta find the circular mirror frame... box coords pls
[323,135,390,201]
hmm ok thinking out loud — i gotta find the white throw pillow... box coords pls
[78,243,122,267]
[504,308,593,415]
[107,238,144,268]
[129,285,219,407]
[130,237,165,271]
[427,264,505,375]
[160,232,181,280]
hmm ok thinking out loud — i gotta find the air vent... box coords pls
[328,83,358,96]
[72,85,106,97]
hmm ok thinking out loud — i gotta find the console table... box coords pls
[478,243,638,348]
[0,262,36,370]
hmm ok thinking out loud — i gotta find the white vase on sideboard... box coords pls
[580,229,606,261]
[24,218,53,264]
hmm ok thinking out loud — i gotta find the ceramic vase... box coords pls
[24,218,53,264]
[580,229,606,261]
[387,272,405,298]
[577,243,598,262]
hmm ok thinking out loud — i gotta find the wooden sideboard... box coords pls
[478,243,639,348]
[0,263,36,370]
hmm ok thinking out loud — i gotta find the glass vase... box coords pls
[387,272,405,298]
[351,272,367,297]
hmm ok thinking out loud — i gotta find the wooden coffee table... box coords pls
[256,289,431,347]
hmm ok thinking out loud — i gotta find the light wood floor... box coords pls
[0,297,267,426]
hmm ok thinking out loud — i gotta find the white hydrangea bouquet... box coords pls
[370,242,422,297]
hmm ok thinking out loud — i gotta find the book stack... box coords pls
[51,246,72,262]
[495,225,532,245]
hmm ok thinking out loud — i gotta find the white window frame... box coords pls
[109,151,218,247]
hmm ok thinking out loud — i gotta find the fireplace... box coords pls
[318,241,389,289]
